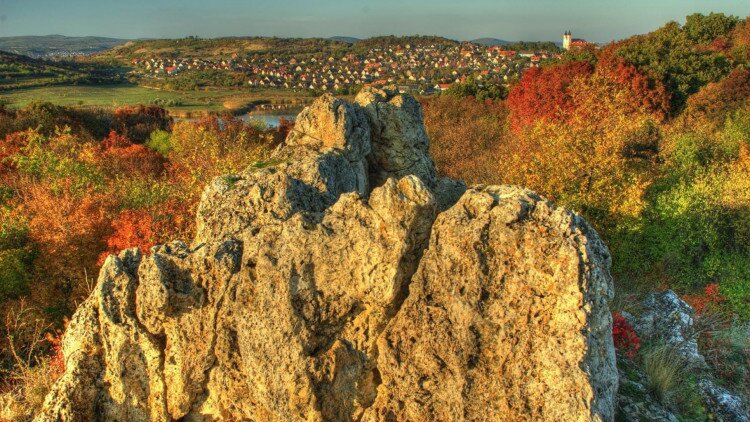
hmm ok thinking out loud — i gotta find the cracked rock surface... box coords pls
[37,88,617,422]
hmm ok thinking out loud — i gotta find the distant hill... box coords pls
[330,36,361,44]
[96,35,462,63]
[0,50,122,89]
[0,35,128,58]
[100,37,352,60]
[355,35,459,49]
[471,38,510,46]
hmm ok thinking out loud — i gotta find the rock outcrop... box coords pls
[37,87,618,422]
[624,291,750,422]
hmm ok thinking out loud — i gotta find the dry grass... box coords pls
[640,344,687,405]
[0,302,62,422]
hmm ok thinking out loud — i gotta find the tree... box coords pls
[684,13,739,45]
[682,69,750,130]
[506,61,594,132]
[444,78,507,101]
[596,52,670,120]
[510,74,655,232]
[616,20,732,112]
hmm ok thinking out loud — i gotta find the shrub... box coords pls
[145,130,173,155]
[422,95,509,184]
[112,105,171,143]
[99,131,165,178]
[0,249,30,301]
[0,306,65,421]
[612,311,640,359]
[99,209,157,264]
[684,283,725,314]
[699,319,750,395]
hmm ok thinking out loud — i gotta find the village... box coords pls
[129,41,564,95]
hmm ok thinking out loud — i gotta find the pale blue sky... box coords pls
[0,0,747,41]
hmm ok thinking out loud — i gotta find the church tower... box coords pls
[563,31,572,50]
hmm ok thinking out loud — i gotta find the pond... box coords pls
[241,113,297,127]
[173,112,299,128]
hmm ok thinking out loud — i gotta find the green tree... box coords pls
[684,12,739,44]
[617,21,732,112]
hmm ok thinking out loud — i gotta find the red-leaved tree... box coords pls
[506,61,594,132]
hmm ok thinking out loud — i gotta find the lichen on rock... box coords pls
[37,88,618,422]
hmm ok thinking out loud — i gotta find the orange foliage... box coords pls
[99,131,165,177]
[0,131,33,180]
[98,199,194,264]
[44,324,65,378]
[596,54,670,120]
[682,68,750,128]
[19,180,111,300]
[98,208,156,264]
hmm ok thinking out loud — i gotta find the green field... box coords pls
[0,84,312,116]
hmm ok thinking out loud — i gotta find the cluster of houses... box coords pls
[130,41,561,94]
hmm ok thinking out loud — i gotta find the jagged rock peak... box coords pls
[37,88,617,422]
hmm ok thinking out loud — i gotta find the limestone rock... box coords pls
[361,186,617,422]
[616,358,679,422]
[630,291,750,422]
[635,290,706,369]
[355,86,437,188]
[37,91,618,422]
[284,93,371,161]
[698,379,750,422]
[195,93,372,244]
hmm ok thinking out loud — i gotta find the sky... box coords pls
[0,0,747,42]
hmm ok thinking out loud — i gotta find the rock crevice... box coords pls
[37,88,617,422]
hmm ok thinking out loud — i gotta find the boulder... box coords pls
[362,186,617,421]
[37,90,618,422]
[629,290,750,421]
[635,290,706,369]
[355,87,437,188]
[698,379,750,422]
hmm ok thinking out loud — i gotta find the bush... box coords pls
[612,312,640,359]
[444,78,506,101]
[145,130,173,155]
[0,249,30,301]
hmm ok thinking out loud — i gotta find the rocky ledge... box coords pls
[36,88,618,422]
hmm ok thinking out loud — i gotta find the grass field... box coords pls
[0,84,313,116]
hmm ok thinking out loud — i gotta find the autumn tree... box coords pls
[682,68,750,130]
[596,50,670,120]
[506,61,594,132]
[112,106,172,143]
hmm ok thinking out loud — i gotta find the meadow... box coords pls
[0,84,311,116]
